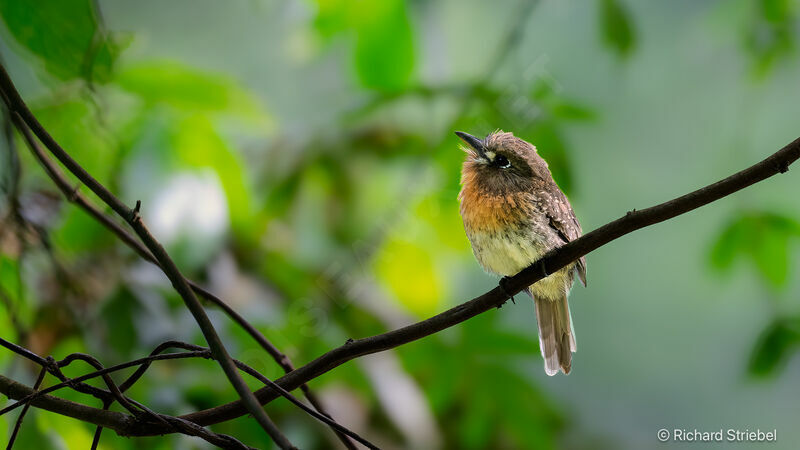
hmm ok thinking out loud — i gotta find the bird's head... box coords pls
[456,130,550,195]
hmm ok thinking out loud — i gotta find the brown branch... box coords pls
[160,135,800,431]
[0,64,294,449]
[1,2,539,445]
[7,83,354,450]
[0,374,134,430]
[0,345,211,418]
[0,18,797,444]
[0,374,254,449]
[2,57,799,436]
[2,55,799,434]
[4,131,796,435]
[0,339,377,448]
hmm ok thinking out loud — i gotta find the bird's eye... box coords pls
[495,155,511,169]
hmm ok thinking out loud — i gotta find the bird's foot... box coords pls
[498,277,516,308]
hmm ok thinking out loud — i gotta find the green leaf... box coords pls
[748,317,800,377]
[172,115,253,234]
[312,0,351,38]
[550,100,598,122]
[761,0,792,23]
[115,61,266,118]
[710,216,748,270]
[310,0,415,91]
[709,211,800,289]
[754,224,789,286]
[599,0,636,58]
[32,99,117,185]
[0,0,118,82]
[353,0,415,91]
[374,238,444,316]
[744,0,796,77]
[52,207,115,256]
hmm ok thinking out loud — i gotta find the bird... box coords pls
[456,130,586,376]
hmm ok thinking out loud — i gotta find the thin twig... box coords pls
[0,349,210,417]
[5,366,45,450]
[89,400,111,450]
[0,348,257,449]
[11,91,355,449]
[0,339,378,448]
[0,64,295,450]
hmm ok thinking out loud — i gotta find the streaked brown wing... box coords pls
[541,188,587,286]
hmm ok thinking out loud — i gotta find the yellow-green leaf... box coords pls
[375,239,444,316]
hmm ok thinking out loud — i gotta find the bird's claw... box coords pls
[498,277,516,307]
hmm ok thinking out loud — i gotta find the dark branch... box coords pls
[0,17,797,442]
[0,340,377,448]
[6,367,45,449]
[0,64,294,449]
[164,135,800,431]
[10,92,353,449]
[1,55,798,433]
[5,132,795,434]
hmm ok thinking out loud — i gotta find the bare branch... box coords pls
[2,130,796,435]
[9,85,354,449]
[166,135,800,430]
[0,339,378,448]
[0,4,797,440]
[0,64,295,449]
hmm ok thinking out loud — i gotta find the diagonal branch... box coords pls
[5,68,356,450]
[162,135,800,430]
[0,339,378,448]
[3,129,796,435]
[0,64,294,449]
[6,366,45,449]
[0,34,798,444]
[0,372,253,449]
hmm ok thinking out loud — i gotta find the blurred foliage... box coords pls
[599,0,637,58]
[748,316,800,377]
[312,0,415,91]
[710,210,800,289]
[709,210,800,378]
[744,0,797,76]
[0,0,119,82]
[405,313,565,449]
[1,0,799,448]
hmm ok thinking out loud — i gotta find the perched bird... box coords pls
[456,130,586,376]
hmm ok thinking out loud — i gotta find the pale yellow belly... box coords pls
[467,229,572,301]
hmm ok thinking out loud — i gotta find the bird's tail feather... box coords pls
[533,294,576,376]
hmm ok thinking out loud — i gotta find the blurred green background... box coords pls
[1,0,800,449]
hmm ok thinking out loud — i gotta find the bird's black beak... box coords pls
[455,131,486,158]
